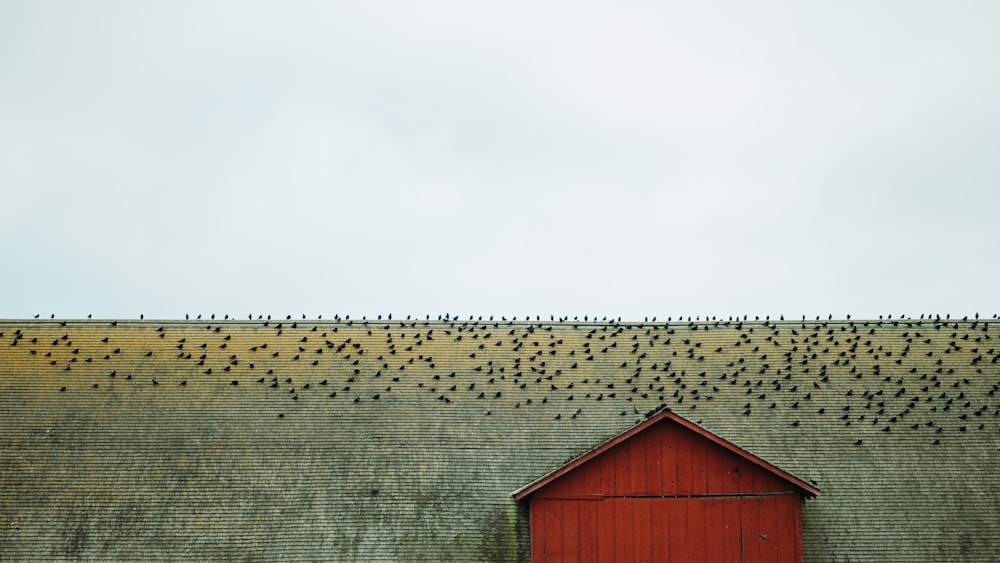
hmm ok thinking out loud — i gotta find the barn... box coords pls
[2,316,1000,561]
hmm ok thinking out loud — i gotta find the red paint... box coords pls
[519,410,813,562]
[580,499,598,561]
[514,409,818,501]
[595,497,614,561]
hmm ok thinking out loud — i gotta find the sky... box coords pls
[2,1,998,322]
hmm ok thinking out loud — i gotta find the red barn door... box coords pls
[531,494,802,563]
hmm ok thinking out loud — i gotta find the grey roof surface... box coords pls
[1,317,999,561]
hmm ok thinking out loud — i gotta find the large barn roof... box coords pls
[2,317,999,561]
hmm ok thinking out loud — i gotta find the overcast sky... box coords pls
[2,1,998,322]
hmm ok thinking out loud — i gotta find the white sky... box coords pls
[2,1,998,321]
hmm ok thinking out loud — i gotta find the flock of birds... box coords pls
[4,314,1000,448]
[28,312,1000,322]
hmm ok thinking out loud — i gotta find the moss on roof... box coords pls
[2,317,999,561]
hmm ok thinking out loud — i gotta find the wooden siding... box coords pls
[529,418,803,563]
[531,419,795,498]
[532,496,801,563]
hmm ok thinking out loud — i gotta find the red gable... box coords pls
[513,408,818,562]
[513,407,819,501]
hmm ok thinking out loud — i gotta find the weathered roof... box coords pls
[2,317,999,561]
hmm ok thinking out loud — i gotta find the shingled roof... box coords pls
[2,317,999,561]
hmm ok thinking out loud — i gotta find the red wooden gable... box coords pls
[513,408,819,501]
[513,409,818,562]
